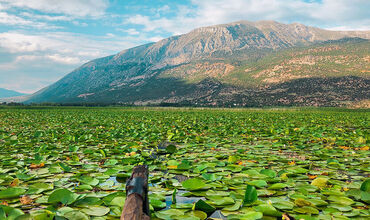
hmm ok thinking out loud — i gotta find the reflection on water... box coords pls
[164,190,202,210]
[163,190,227,219]
[209,210,227,220]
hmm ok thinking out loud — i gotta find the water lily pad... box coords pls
[254,204,282,217]
[0,187,25,199]
[64,210,89,220]
[187,210,207,220]
[155,209,185,219]
[27,183,53,195]
[110,196,125,207]
[306,198,328,206]
[182,178,206,191]
[311,177,328,188]
[248,180,267,188]
[244,185,257,204]
[294,198,312,207]
[260,169,276,178]
[294,206,319,214]
[151,199,166,210]
[166,144,177,154]
[74,197,101,207]
[329,203,352,212]
[272,200,294,210]
[0,205,24,220]
[209,196,234,206]
[81,206,110,216]
[268,183,288,190]
[193,199,216,216]
[222,200,242,211]
[28,210,55,220]
[48,188,77,205]
[360,179,370,192]
[228,156,238,164]
[228,211,263,220]
[328,196,354,205]
[77,176,99,186]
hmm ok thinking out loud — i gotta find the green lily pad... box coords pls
[295,198,312,207]
[151,199,167,210]
[254,204,282,217]
[110,196,125,207]
[48,188,77,205]
[155,209,185,219]
[328,196,354,205]
[64,210,89,220]
[77,176,99,186]
[0,205,24,220]
[222,200,242,211]
[27,183,53,195]
[260,169,276,178]
[182,178,206,191]
[248,180,267,188]
[293,206,319,214]
[272,200,294,210]
[209,196,234,206]
[329,203,352,212]
[268,183,288,190]
[0,187,25,199]
[186,210,207,220]
[311,177,328,188]
[193,200,216,216]
[81,206,110,216]
[360,179,370,192]
[244,185,257,204]
[29,210,55,220]
[228,211,263,220]
[166,144,177,154]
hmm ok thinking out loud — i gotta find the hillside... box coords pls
[26,21,370,107]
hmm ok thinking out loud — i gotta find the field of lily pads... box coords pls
[0,107,369,220]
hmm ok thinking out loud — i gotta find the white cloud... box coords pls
[105,33,115,38]
[0,2,7,10]
[0,31,129,56]
[0,11,57,29]
[148,36,164,42]
[15,55,40,62]
[153,5,171,17]
[327,25,370,31]
[72,21,89,27]
[0,32,48,53]
[20,12,73,21]
[0,31,153,93]
[126,14,191,35]
[125,28,140,35]
[2,54,81,66]
[0,0,109,17]
[46,54,82,65]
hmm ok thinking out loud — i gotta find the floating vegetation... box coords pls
[0,107,369,219]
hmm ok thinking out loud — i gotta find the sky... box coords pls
[0,0,369,93]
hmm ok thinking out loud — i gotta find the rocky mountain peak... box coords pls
[25,20,370,107]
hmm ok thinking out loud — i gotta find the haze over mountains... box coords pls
[0,88,26,99]
[25,21,369,107]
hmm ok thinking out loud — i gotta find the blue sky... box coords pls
[0,0,369,93]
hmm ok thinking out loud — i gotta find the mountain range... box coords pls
[0,88,26,99]
[25,20,370,107]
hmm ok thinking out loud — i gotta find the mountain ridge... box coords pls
[0,88,27,99]
[25,20,370,107]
